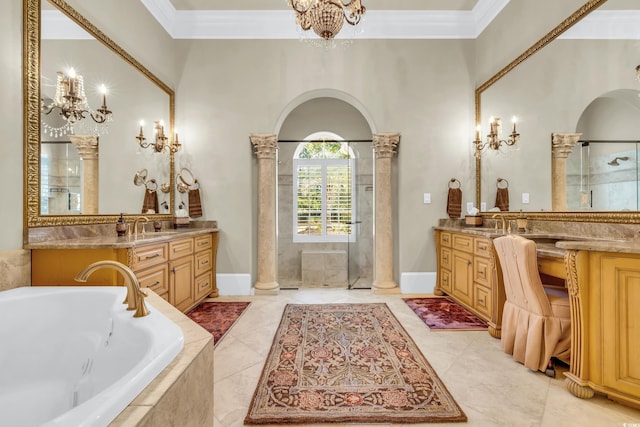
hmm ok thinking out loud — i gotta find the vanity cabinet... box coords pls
[434,229,505,338]
[30,230,219,313]
[564,250,640,409]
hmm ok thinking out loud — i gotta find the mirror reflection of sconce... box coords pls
[136,120,182,153]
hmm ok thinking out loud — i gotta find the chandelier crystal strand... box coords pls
[41,69,113,137]
[288,0,366,41]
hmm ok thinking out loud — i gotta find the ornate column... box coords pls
[250,134,279,292]
[69,135,99,214]
[551,133,581,211]
[372,133,400,293]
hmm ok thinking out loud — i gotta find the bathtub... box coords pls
[0,286,184,427]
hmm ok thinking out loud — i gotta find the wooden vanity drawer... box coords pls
[137,263,169,297]
[169,237,194,260]
[537,256,566,280]
[440,247,452,270]
[195,234,212,252]
[195,249,213,276]
[132,243,168,271]
[474,283,493,319]
[452,234,474,253]
[195,270,213,300]
[474,238,491,258]
[440,231,452,248]
[474,257,491,286]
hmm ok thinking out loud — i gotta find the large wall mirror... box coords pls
[24,0,175,229]
[475,0,640,223]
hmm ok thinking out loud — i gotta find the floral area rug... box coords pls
[244,303,467,424]
[404,297,488,331]
[187,301,251,347]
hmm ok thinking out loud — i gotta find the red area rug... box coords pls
[187,301,251,347]
[404,297,488,331]
[244,303,467,424]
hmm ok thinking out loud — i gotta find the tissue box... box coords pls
[173,216,190,228]
[465,215,483,227]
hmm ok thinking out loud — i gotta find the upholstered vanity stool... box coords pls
[493,235,571,376]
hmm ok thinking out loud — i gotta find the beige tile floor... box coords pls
[211,289,640,427]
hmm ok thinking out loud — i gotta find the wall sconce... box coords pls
[474,116,520,155]
[136,120,182,153]
[41,68,112,137]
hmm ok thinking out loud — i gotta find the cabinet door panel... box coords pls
[601,256,640,396]
[170,256,195,312]
[452,251,473,306]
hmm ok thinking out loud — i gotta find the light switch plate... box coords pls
[467,202,474,213]
[522,193,530,204]
[423,193,431,204]
[480,202,487,212]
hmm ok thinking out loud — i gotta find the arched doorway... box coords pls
[277,98,373,289]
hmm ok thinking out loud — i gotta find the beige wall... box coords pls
[173,39,476,277]
[475,0,589,84]
[1,0,614,290]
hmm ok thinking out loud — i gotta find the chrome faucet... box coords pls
[133,216,149,236]
[75,260,150,318]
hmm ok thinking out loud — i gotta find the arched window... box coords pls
[293,132,355,242]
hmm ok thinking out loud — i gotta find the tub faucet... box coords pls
[75,260,150,318]
[133,216,149,236]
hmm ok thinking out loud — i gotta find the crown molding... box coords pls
[141,0,509,40]
[560,10,640,39]
[44,1,638,41]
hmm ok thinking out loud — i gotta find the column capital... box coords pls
[551,133,581,159]
[250,134,278,159]
[69,135,99,160]
[373,133,400,159]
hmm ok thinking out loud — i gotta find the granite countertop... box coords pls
[26,227,219,250]
[556,239,640,255]
[433,225,639,255]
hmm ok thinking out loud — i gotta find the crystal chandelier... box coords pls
[41,68,113,137]
[288,0,366,40]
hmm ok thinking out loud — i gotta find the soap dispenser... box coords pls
[116,213,127,236]
[516,209,528,232]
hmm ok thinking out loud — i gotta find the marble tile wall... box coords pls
[0,249,31,291]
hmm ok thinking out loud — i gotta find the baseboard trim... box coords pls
[216,274,253,296]
[400,272,436,294]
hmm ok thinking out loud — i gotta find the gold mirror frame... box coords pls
[23,0,176,232]
[475,0,640,224]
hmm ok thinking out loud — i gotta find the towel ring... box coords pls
[145,178,158,192]
[448,178,461,189]
[497,178,509,189]
[177,167,200,191]
[133,168,148,186]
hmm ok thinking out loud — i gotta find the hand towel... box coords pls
[495,187,510,211]
[447,187,463,218]
[188,188,203,218]
[142,189,159,214]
